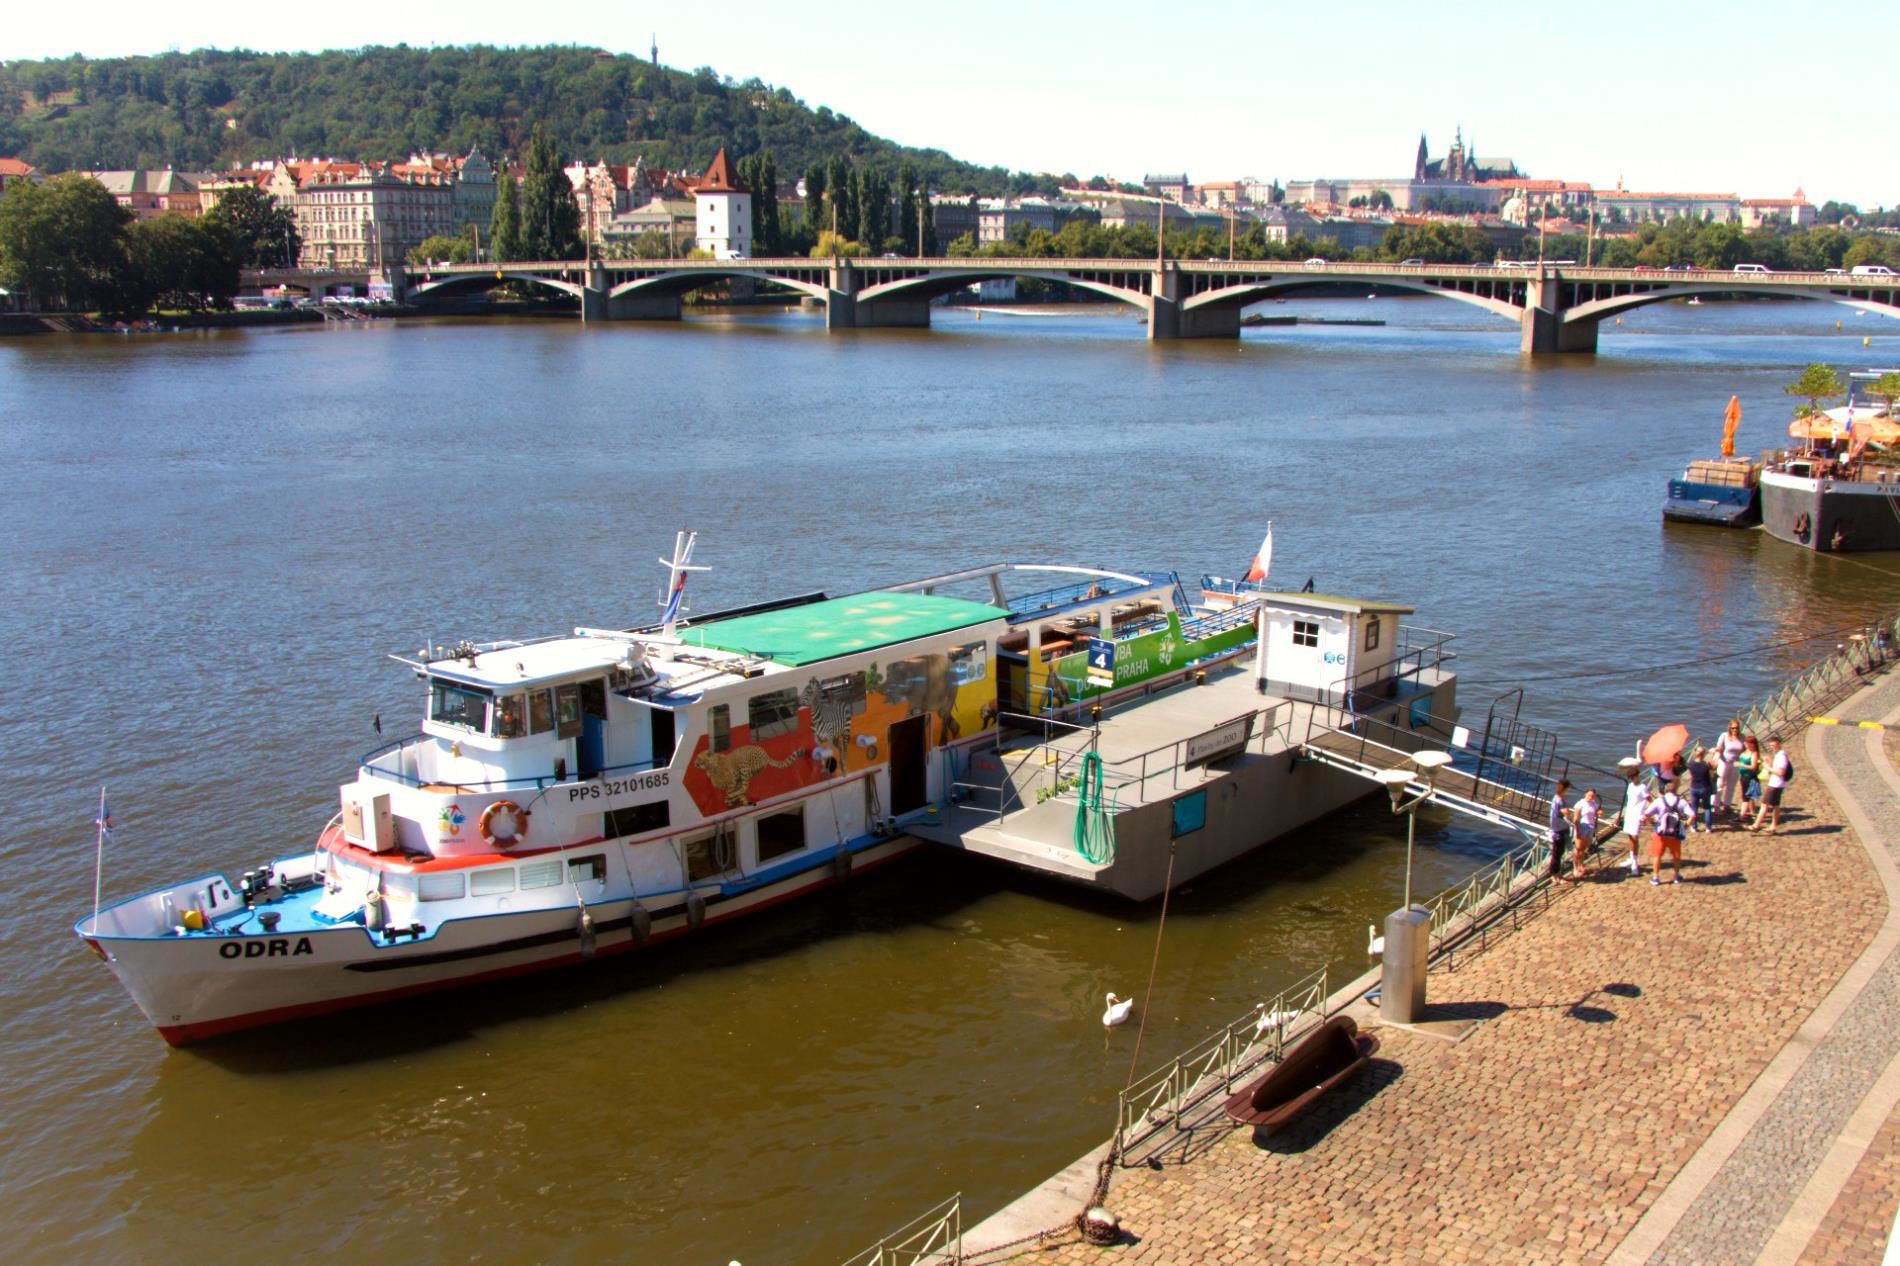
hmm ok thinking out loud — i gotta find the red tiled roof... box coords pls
[697,147,746,194]
[1599,191,1737,200]
[0,157,38,176]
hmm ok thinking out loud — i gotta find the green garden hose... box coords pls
[1073,749,1116,866]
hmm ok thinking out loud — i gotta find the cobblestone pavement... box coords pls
[1648,672,1900,1265]
[1795,1100,1900,1266]
[984,691,1893,1266]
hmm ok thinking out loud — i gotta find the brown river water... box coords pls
[2,296,1896,1265]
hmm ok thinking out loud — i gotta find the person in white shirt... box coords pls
[1571,787,1601,878]
[1618,760,1649,875]
[1749,736,1794,834]
[1715,720,1746,819]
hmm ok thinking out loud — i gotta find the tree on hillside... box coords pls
[1786,363,1845,418]
[519,132,583,260]
[824,156,854,241]
[490,169,522,262]
[206,185,299,268]
[802,163,826,233]
[738,151,780,254]
[0,173,132,310]
[853,166,889,252]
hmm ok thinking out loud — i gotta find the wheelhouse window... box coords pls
[529,689,554,735]
[748,689,800,741]
[430,682,491,733]
[756,808,806,863]
[494,694,526,739]
[1292,620,1320,649]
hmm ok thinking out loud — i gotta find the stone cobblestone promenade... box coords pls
[970,670,1900,1266]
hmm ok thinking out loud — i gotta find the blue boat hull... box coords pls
[1663,478,1761,527]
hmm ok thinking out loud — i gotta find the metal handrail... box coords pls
[837,1194,962,1266]
[1732,615,1897,743]
[1114,966,1330,1163]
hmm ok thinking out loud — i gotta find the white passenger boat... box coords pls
[77,536,1281,1044]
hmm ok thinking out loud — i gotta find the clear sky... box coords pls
[3,0,1892,207]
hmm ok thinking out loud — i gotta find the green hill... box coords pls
[0,45,1049,194]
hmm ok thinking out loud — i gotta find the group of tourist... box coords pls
[1545,719,1794,886]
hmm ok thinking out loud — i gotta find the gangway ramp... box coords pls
[1301,727,1550,837]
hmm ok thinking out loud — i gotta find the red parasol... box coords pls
[1640,724,1691,769]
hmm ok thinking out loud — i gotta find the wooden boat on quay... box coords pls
[1222,1014,1379,1132]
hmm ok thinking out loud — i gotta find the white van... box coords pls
[1850,264,1896,277]
[1733,263,1771,274]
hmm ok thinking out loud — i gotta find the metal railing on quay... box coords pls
[1733,615,1898,744]
[1418,830,1561,968]
[1113,966,1330,1164]
[837,1194,962,1266]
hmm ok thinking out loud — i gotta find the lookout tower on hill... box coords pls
[693,148,751,259]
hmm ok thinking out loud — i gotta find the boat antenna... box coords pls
[659,530,710,639]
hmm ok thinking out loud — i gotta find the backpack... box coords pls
[1657,794,1685,837]
[1780,754,1795,785]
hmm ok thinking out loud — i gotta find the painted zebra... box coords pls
[801,678,856,772]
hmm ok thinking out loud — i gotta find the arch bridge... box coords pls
[386,259,1900,354]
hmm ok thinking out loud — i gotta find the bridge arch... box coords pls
[409,271,585,302]
[1563,283,1900,326]
[608,267,830,302]
[1180,275,1525,323]
[855,269,1151,311]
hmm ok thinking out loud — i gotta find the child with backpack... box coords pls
[1646,778,1692,885]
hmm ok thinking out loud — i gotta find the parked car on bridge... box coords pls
[1398,257,1424,266]
[1733,263,1771,274]
[1303,258,1328,269]
[1850,265,1896,276]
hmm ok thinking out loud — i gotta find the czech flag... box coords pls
[1243,526,1273,585]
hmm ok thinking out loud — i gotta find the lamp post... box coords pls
[1373,749,1453,1024]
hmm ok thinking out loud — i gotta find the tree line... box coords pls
[0,175,296,311]
[0,46,1064,199]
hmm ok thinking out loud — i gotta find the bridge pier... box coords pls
[583,266,682,323]
[826,264,930,331]
[1147,269,1240,341]
[1519,275,1599,356]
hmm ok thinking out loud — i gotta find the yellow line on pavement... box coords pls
[1808,717,1889,729]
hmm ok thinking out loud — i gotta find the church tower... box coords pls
[1415,133,1429,182]
[693,147,752,258]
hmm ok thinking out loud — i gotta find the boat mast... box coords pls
[658,530,710,639]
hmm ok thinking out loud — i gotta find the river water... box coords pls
[3,296,1895,1265]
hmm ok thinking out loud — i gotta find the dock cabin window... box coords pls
[756,808,806,863]
[749,689,800,741]
[1364,619,1381,652]
[1292,620,1320,648]
[430,682,491,733]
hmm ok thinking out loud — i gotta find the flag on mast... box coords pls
[1243,525,1273,585]
[94,791,113,844]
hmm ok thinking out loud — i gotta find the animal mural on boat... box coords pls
[800,674,863,772]
[694,744,807,808]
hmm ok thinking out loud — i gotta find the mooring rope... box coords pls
[1072,749,1115,865]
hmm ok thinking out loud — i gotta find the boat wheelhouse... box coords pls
[1761,373,1900,552]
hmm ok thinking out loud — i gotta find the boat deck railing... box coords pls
[360,733,665,793]
[1002,570,1175,620]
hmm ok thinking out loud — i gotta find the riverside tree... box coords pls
[0,172,132,310]
[1786,363,1845,417]
[489,169,522,262]
[519,132,583,260]
[126,213,240,310]
[206,185,299,268]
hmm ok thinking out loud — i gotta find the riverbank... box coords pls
[0,308,328,335]
[960,668,1900,1265]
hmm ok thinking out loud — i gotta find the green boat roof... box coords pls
[685,592,1010,666]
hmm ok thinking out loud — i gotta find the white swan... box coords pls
[1367,924,1385,956]
[1255,1007,1300,1036]
[1102,992,1134,1027]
